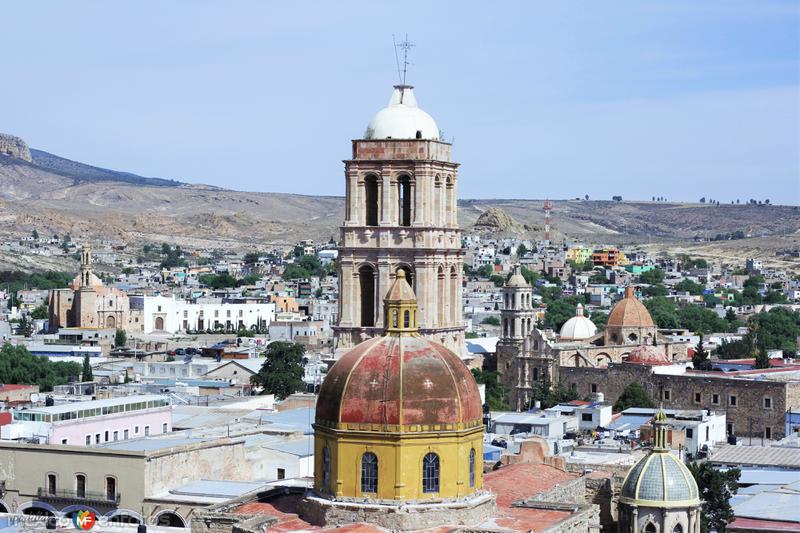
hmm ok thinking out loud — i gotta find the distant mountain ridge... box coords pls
[0,132,797,248]
[29,149,183,188]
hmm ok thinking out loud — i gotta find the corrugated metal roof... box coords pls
[734,490,800,523]
[738,469,800,486]
[712,445,800,468]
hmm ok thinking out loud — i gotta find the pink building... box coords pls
[2,394,172,445]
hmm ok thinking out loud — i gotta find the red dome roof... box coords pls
[625,344,671,366]
[316,335,483,428]
[608,287,655,328]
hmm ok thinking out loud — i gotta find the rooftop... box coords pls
[711,445,800,469]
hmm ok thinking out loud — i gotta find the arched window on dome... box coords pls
[392,310,398,328]
[628,333,638,342]
[398,174,412,227]
[364,175,379,227]
[672,525,683,533]
[422,453,440,493]
[469,448,476,487]
[361,452,378,494]
[644,523,656,533]
[403,310,410,328]
[322,446,331,492]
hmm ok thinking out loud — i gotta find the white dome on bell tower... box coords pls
[364,85,440,140]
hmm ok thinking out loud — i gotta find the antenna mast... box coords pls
[392,34,415,86]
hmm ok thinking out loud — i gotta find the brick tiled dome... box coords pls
[608,287,655,328]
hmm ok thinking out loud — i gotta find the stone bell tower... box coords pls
[334,84,464,355]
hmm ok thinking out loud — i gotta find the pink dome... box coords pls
[625,344,671,366]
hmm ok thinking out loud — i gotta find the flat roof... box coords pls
[261,436,313,457]
[98,437,208,452]
[20,394,168,415]
[711,445,800,469]
[734,490,800,523]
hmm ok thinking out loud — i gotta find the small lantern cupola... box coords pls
[383,269,418,335]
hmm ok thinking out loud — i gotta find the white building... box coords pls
[130,295,275,334]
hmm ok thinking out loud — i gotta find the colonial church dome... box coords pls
[559,303,597,341]
[620,411,701,508]
[608,286,655,328]
[364,85,440,140]
[316,271,482,429]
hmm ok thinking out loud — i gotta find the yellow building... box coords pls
[566,245,593,264]
[304,271,490,528]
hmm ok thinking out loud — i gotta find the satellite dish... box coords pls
[30,393,40,403]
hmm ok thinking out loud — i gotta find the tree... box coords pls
[243,252,261,264]
[754,347,770,369]
[724,308,737,323]
[687,461,739,533]
[693,334,710,370]
[543,300,577,330]
[489,274,506,287]
[674,279,705,295]
[612,195,622,202]
[32,229,39,240]
[588,269,607,284]
[471,368,509,410]
[30,303,48,320]
[516,243,528,257]
[250,341,306,399]
[199,273,239,289]
[644,297,680,329]
[17,316,33,337]
[590,311,608,331]
[677,304,728,334]
[528,371,578,409]
[614,382,655,411]
[81,354,93,382]
[639,268,665,285]
[115,329,127,348]
[749,308,800,352]
[0,343,80,391]
[482,316,500,326]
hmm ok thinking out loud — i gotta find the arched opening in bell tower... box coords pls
[359,265,376,327]
[364,175,379,226]
[398,175,412,227]
[437,266,446,324]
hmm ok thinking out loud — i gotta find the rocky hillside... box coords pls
[0,134,797,248]
[0,134,32,162]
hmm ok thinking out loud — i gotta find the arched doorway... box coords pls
[153,511,186,528]
[154,317,164,330]
[106,315,116,328]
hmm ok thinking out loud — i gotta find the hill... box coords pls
[0,133,797,250]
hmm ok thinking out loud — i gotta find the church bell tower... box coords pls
[334,83,464,355]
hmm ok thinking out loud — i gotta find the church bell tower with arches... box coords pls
[333,82,464,355]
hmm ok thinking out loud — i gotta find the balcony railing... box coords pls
[37,487,120,505]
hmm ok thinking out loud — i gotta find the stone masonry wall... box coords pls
[559,363,797,439]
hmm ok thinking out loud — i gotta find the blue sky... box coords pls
[2,1,798,203]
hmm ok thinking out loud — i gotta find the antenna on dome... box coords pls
[392,34,415,93]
